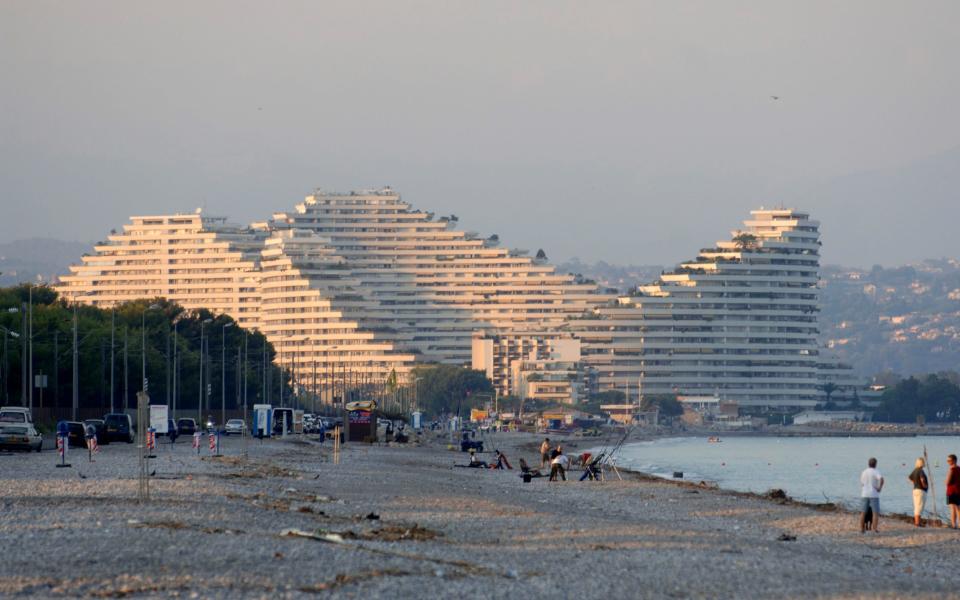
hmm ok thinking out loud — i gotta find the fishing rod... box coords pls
[596,422,637,481]
[924,444,940,526]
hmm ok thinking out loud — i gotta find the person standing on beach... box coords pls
[859,457,884,533]
[549,450,569,481]
[946,454,960,528]
[908,458,928,527]
[540,438,551,469]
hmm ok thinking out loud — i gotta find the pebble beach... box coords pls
[2,431,960,599]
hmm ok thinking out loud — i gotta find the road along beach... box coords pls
[2,431,959,598]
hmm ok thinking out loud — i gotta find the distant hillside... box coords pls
[821,260,960,377]
[556,258,663,293]
[0,238,90,286]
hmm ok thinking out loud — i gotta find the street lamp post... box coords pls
[28,286,33,413]
[72,304,78,421]
[198,318,212,423]
[279,337,284,409]
[20,303,26,406]
[109,308,115,414]
[172,320,178,419]
[221,322,234,428]
[0,326,20,405]
[141,303,160,393]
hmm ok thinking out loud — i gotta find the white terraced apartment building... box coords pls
[55,189,601,397]
[56,213,265,329]
[268,189,600,368]
[570,208,839,409]
[257,228,415,402]
[56,200,865,409]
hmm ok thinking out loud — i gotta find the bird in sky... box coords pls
[771,96,780,100]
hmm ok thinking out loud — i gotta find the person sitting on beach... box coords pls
[946,454,960,528]
[549,450,569,482]
[519,457,543,478]
[490,450,512,470]
[908,457,929,527]
[859,457,884,534]
[468,449,488,469]
[540,438,551,468]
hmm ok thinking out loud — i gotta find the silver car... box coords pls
[0,424,42,452]
[224,419,246,435]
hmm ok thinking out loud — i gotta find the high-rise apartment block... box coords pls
[571,209,860,408]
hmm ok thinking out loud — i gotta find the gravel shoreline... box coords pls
[2,431,960,598]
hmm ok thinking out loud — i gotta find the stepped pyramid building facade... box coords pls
[268,190,600,365]
[257,229,416,401]
[56,189,601,401]
[56,213,265,329]
[571,208,861,409]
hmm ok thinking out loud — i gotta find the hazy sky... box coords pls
[2,1,958,268]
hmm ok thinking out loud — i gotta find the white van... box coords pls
[0,406,32,424]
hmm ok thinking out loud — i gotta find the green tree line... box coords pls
[409,364,493,417]
[0,285,290,422]
[876,373,960,423]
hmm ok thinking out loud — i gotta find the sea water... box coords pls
[612,435,960,516]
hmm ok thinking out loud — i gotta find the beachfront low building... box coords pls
[472,332,590,404]
[792,410,871,425]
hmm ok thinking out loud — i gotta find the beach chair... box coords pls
[518,457,543,482]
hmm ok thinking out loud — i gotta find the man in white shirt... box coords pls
[859,457,884,533]
[549,451,569,481]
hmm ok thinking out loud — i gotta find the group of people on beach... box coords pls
[860,454,960,532]
[540,437,571,481]
[461,436,604,483]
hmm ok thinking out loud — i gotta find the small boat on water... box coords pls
[707,436,722,443]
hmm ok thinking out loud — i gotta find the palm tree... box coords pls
[821,382,838,406]
[732,233,758,249]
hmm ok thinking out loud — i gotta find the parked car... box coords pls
[224,419,246,435]
[320,416,343,430]
[0,406,32,424]
[0,424,42,452]
[62,421,86,449]
[177,418,197,436]
[83,419,109,445]
[103,413,135,443]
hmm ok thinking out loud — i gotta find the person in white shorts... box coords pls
[907,457,929,527]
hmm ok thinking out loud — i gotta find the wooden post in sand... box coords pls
[332,426,341,465]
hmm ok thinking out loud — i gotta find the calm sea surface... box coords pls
[612,435,960,516]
